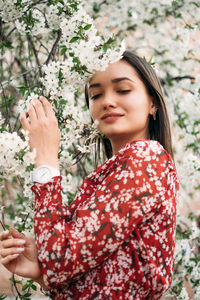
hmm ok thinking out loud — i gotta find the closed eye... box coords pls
[91,90,131,100]
[117,90,131,94]
[91,94,101,100]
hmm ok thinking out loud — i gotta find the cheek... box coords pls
[89,102,96,121]
[127,95,151,115]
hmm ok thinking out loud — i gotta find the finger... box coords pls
[0,246,24,258]
[28,102,37,123]
[32,98,46,120]
[10,228,33,247]
[1,254,20,265]
[20,112,30,131]
[1,238,26,249]
[9,228,25,239]
[10,227,27,243]
[1,228,26,248]
[0,230,9,240]
[39,96,56,119]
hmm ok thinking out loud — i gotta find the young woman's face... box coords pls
[88,60,155,146]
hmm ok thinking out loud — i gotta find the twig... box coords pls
[0,220,6,230]
[6,27,16,39]
[0,81,11,131]
[27,35,43,77]
[161,75,195,85]
[14,57,28,86]
[0,65,43,90]
[12,274,22,298]
[14,113,20,133]
[72,143,88,177]
[35,36,50,54]
[22,213,30,231]
[45,29,61,65]
[0,17,3,41]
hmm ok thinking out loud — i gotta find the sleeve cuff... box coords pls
[40,286,56,299]
[31,176,62,211]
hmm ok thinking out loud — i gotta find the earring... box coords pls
[153,109,157,121]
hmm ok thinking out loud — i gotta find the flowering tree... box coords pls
[0,0,199,299]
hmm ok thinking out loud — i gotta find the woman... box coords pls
[0,51,179,300]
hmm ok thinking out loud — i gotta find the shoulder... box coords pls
[117,140,179,185]
[127,140,179,193]
[117,140,172,165]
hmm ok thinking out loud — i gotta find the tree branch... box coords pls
[45,29,62,65]
[27,35,43,78]
[6,27,16,39]
[14,57,28,86]
[161,75,195,85]
[12,274,22,298]
[35,36,50,54]
[0,219,6,230]
[0,82,11,131]
[0,65,42,90]
[170,75,195,81]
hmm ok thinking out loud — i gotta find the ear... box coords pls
[149,99,157,115]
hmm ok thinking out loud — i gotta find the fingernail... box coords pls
[1,230,9,237]
[31,98,37,105]
[16,247,24,252]
[18,240,26,245]
[12,254,20,258]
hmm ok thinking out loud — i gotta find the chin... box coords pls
[102,131,125,140]
[99,126,124,137]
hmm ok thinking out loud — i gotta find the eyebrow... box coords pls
[89,77,134,89]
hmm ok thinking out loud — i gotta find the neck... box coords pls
[110,133,149,155]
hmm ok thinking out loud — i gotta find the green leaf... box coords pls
[60,46,67,55]
[69,36,79,43]
[151,8,158,15]
[23,293,32,297]
[31,284,37,291]
[103,44,108,53]
[72,57,80,64]
[9,277,22,284]
[58,68,64,87]
[93,3,100,13]
[83,24,92,30]
[22,283,29,291]
[18,86,27,96]
[59,99,67,105]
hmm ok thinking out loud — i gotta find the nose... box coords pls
[102,95,117,110]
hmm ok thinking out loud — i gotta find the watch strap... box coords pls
[30,165,60,184]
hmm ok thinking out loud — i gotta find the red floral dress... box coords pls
[31,140,179,300]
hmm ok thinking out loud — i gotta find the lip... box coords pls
[101,113,124,120]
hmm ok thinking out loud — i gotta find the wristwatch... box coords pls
[30,165,60,184]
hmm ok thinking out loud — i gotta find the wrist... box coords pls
[35,158,59,169]
[31,165,60,183]
[34,274,49,291]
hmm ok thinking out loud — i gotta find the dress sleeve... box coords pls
[32,144,178,290]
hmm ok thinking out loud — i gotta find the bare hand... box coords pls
[0,228,41,280]
[20,96,60,169]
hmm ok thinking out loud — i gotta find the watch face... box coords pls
[31,166,59,183]
[37,167,51,182]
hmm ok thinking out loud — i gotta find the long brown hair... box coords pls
[85,50,173,163]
